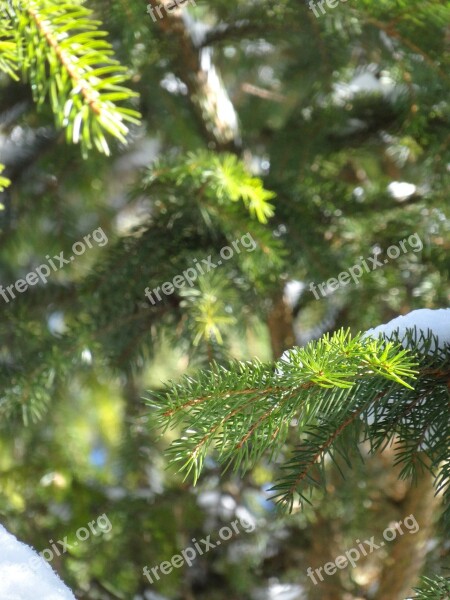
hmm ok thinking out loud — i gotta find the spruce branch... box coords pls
[0,13,18,79]
[7,0,140,155]
[147,330,420,492]
[148,328,450,514]
[141,150,276,224]
[413,575,450,600]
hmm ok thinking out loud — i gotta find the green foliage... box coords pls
[143,150,276,224]
[0,13,18,79]
[0,164,10,195]
[1,0,140,155]
[180,274,238,346]
[78,153,283,369]
[150,327,450,550]
[413,575,450,600]
[148,331,423,492]
[1,0,449,598]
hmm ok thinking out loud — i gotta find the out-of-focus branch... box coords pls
[375,453,441,600]
[198,20,257,47]
[145,0,241,151]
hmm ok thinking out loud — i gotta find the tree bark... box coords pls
[375,453,441,600]
[267,290,296,359]
[145,0,240,152]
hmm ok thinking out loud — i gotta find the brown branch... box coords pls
[286,404,369,497]
[190,393,266,460]
[145,0,241,151]
[241,83,286,103]
[365,17,449,82]
[162,380,318,418]
[27,5,102,114]
[285,384,401,498]
[162,386,277,417]
[189,385,313,460]
[236,397,287,449]
[376,452,441,600]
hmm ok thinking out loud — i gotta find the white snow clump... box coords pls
[0,524,76,600]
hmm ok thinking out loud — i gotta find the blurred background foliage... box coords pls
[0,0,449,598]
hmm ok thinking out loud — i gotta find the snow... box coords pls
[276,308,449,379]
[2,310,447,599]
[364,308,450,352]
[363,309,450,433]
[0,524,76,600]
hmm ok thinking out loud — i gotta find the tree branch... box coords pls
[145,0,241,151]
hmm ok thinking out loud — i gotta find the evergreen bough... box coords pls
[1,0,449,597]
[150,327,450,597]
[0,0,140,155]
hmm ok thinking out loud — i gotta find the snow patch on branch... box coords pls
[364,308,450,353]
[0,524,75,600]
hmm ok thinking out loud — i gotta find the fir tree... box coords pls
[0,0,449,598]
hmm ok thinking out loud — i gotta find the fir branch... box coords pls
[0,13,19,79]
[413,575,450,599]
[148,329,450,513]
[8,0,140,155]
[147,330,419,489]
[270,382,396,510]
[142,150,276,224]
